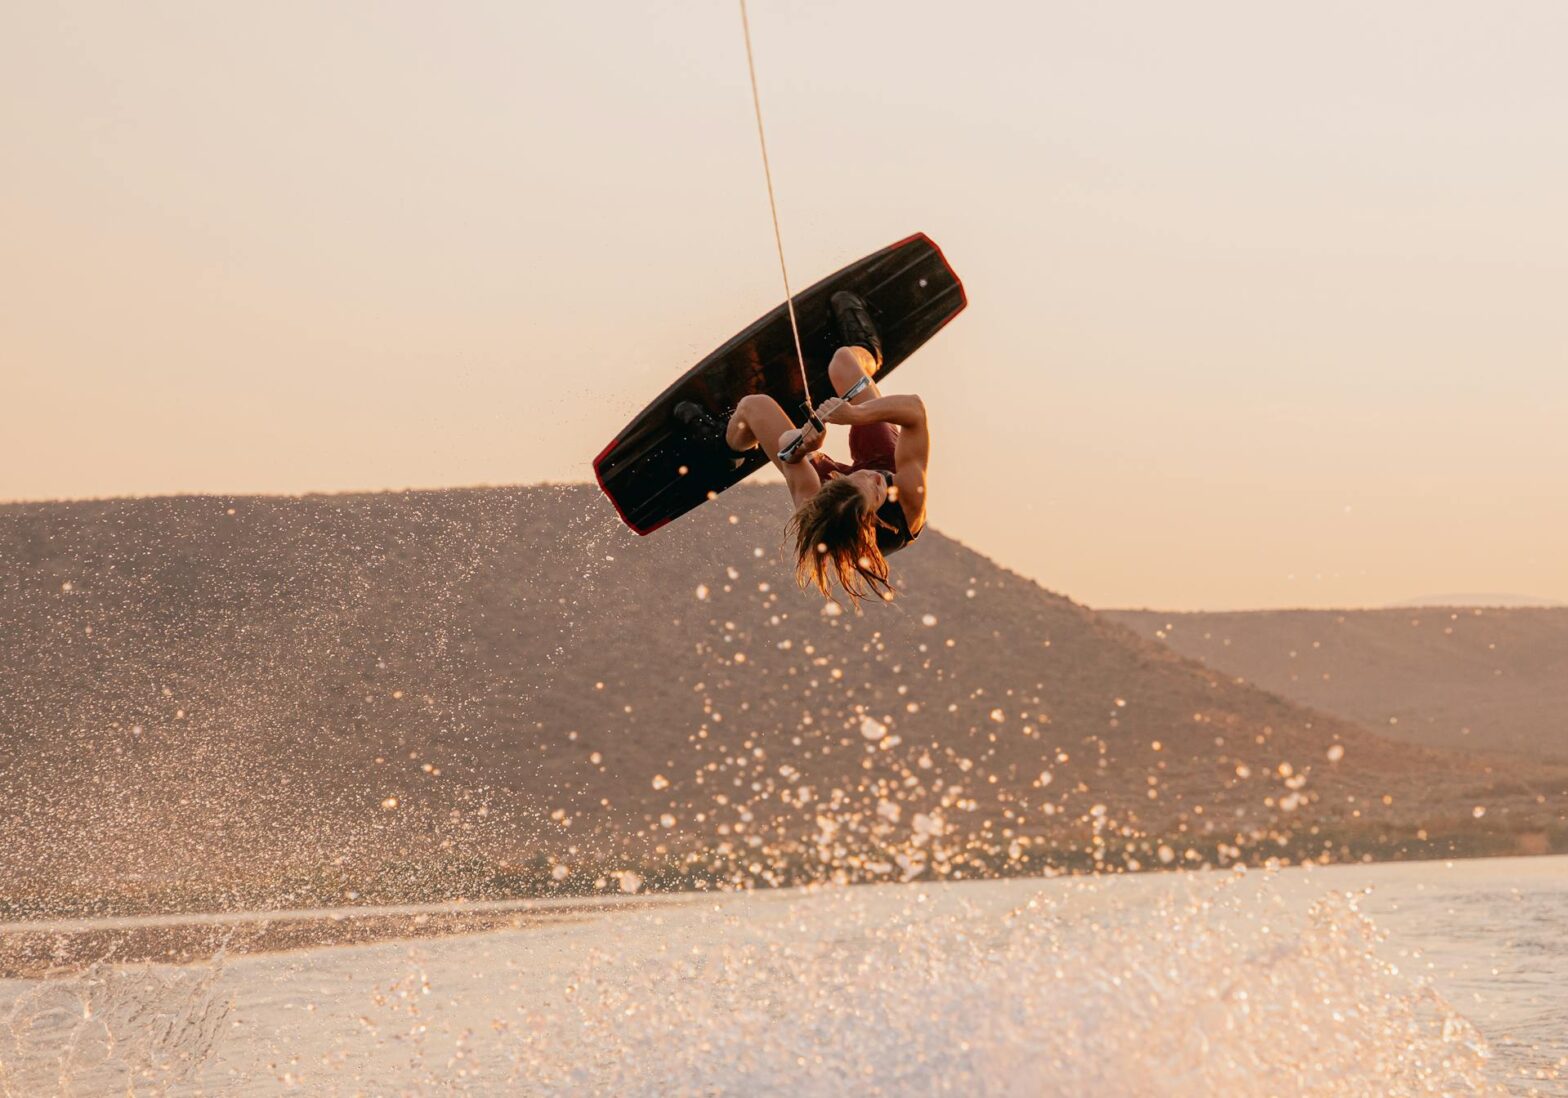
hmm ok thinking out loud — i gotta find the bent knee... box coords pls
[829,345,874,374]
[829,346,877,395]
[735,393,780,418]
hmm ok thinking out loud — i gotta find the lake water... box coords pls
[2,854,1563,1096]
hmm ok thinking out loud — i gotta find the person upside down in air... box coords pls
[676,292,927,603]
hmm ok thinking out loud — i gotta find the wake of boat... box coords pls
[0,871,1500,1096]
[505,872,1493,1096]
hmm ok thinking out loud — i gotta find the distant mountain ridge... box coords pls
[1106,608,1568,760]
[1390,594,1565,609]
[2,485,1561,914]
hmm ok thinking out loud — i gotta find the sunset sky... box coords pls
[3,1,1565,610]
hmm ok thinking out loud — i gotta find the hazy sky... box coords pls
[3,1,1565,610]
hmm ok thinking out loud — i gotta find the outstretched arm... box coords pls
[826,393,926,431]
[890,397,929,533]
[776,436,824,508]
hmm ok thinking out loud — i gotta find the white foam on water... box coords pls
[4,867,1538,1096]
[0,960,228,1096]
[509,873,1493,1097]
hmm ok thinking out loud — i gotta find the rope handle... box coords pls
[739,0,811,408]
[778,375,873,464]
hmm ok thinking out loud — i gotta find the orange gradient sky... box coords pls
[3,1,1565,610]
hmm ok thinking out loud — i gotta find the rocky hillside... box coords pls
[1107,609,1568,760]
[2,486,1560,914]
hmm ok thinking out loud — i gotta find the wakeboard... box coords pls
[593,233,966,534]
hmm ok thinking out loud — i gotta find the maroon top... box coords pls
[808,423,919,556]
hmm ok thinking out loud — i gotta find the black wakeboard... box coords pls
[594,233,966,534]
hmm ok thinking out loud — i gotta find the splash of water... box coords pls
[505,875,1494,1096]
[0,872,1520,1095]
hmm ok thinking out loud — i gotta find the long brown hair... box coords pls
[787,478,892,604]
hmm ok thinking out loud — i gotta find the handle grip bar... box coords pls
[778,401,819,464]
[777,375,873,465]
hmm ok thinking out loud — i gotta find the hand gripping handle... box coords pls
[778,400,818,465]
[777,376,872,464]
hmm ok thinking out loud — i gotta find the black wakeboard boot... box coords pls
[830,290,883,369]
[673,401,747,469]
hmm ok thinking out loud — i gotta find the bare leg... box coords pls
[727,346,876,456]
[727,394,799,464]
[828,346,881,405]
[728,393,825,508]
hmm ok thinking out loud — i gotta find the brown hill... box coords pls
[2,486,1561,916]
[1106,609,1568,761]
